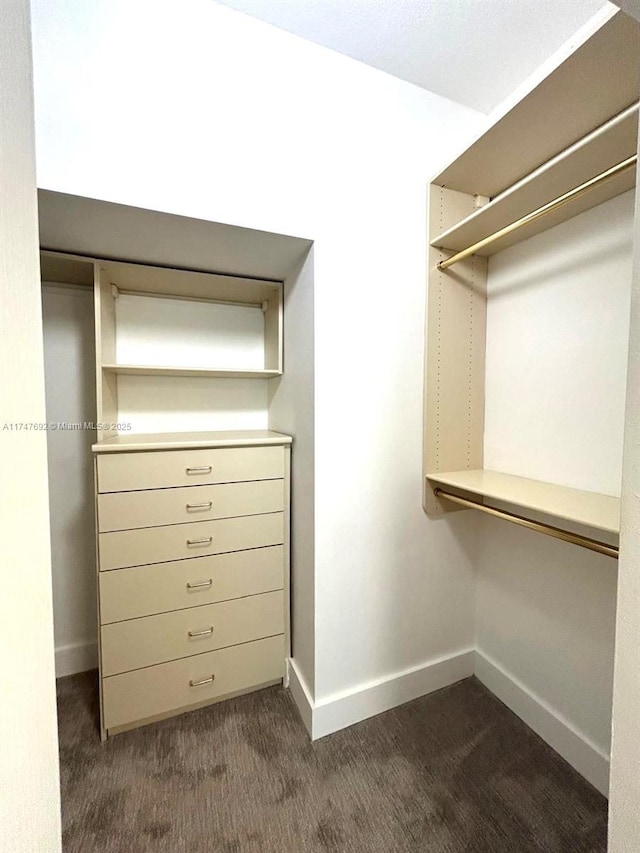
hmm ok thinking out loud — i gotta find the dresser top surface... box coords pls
[92,430,292,453]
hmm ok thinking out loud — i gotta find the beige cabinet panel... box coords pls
[102,634,285,730]
[99,512,284,570]
[97,479,284,532]
[89,393,290,733]
[99,545,284,623]
[101,590,284,676]
[97,445,284,493]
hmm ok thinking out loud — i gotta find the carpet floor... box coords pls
[57,672,607,852]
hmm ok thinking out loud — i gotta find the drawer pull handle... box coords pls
[186,466,212,475]
[186,502,213,511]
[187,537,213,547]
[188,626,214,638]
[186,579,213,590]
[189,674,215,688]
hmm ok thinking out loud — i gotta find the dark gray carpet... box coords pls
[57,672,607,852]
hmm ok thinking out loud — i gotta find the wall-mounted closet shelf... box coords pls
[434,14,640,198]
[86,252,284,439]
[423,12,640,525]
[432,487,618,559]
[98,260,281,305]
[93,430,293,453]
[101,364,281,379]
[427,470,620,535]
[432,103,638,261]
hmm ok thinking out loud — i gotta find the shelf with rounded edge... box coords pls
[427,468,620,536]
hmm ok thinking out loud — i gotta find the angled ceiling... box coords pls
[214,0,611,114]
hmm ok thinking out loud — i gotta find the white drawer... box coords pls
[101,590,284,676]
[97,479,284,532]
[99,545,284,623]
[99,512,284,570]
[102,634,284,730]
[96,445,284,493]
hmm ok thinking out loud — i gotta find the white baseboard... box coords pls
[288,649,474,741]
[290,648,609,795]
[312,649,475,739]
[287,657,314,737]
[475,650,610,796]
[55,640,98,678]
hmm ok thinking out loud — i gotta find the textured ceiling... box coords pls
[214,0,611,113]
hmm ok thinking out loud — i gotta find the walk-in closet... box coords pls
[6,1,640,851]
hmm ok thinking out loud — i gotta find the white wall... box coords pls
[42,283,98,677]
[0,0,61,849]
[117,376,269,433]
[608,127,640,850]
[31,0,487,705]
[485,190,634,495]
[115,288,270,433]
[115,295,266,369]
[476,190,634,794]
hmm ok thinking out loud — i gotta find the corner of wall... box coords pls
[55,640,98,679]
[474,649,610,796]
[288,649,475,742]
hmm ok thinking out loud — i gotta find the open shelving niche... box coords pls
[423,11,640,550]
[40,250,285,446]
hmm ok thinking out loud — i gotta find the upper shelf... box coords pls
[426,469,620,535]
[431,103,638,257]
[100,258,281,304]
[102,364,280,379]
[94,254,284,385]
[433,12,640,199]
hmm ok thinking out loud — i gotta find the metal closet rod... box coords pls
[112,285,265,310]
[436,154,638,272]
[433,488,618,559]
